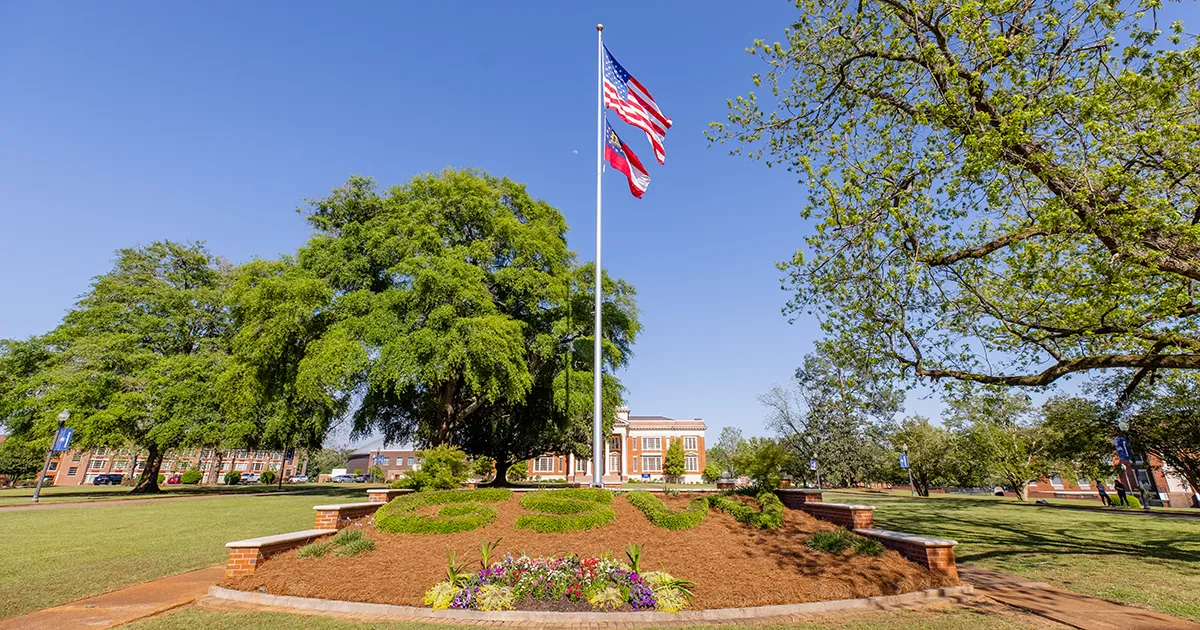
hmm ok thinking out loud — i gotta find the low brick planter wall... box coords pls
[854,528,959,579]
[775,488,824,509]
[225,529,336,577]
[313,502,385,529]
[801,502,874,529]
[365,488,414,503]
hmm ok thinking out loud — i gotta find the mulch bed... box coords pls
[224,494,956,610]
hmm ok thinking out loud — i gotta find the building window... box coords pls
[609,454,619,472]
[200,462,210,470]
[136,461,145,470]
[91,460,104,469]
[534,456,555,473]
[685,454,698,472]
[252,463,264,471]
[1050,474,1064,488]
[608,437,621,451]
[72,452,82,462]
[633,457,639,472]
[642,437,661,451]
[408,457,415,465]
[235,462,248,471]
[684,437,698,450]
[114,459,128,470]
[48,462,59,471]
[67,466,78,476]
[380,457,390,466]
[641,456,662,472]
[95,447,107,456]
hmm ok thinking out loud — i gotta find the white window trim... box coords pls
[685,454,699,472]
[642,437,661,451]
[684,437,698,450]
[641,455,662,472]
[534,456,555,473]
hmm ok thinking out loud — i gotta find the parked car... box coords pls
[166,474,181,484]
[93,473,124,485]
[240,472,260,483]
[288,474,309,483]
[331,474,356,483]
[353,474,368,483]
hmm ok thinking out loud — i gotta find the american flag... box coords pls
[603,45,672,164]
[604,119,650,199]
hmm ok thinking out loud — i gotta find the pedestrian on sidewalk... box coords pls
[1114,479,1130,506]
[1096,482,1112,507]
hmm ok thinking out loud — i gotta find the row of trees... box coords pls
[0,169,640,492]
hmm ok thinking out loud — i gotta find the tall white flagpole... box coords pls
[592,23,604,488]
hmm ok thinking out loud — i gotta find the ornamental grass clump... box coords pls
[423,552,692,612]
[806,529,885,556]
[297,528,376,559]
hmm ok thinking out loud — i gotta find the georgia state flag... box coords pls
[604,119,650,199]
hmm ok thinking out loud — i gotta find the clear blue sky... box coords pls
[0,1,947,440]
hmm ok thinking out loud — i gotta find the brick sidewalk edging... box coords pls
[206,584,975,625]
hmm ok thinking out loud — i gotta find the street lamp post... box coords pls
[32,409,70,504]
[902,444,915,497]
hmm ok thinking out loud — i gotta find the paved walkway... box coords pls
[960,565,1200,630]
[0,566,223,630]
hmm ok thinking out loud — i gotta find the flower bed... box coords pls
[425,553,693,612]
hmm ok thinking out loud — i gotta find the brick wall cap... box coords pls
[806,502,876,510]
[775,489,825,494]
[854,528,957,547]
[312,502,385,511]
[226,529,337,548]
[365,488,413,493]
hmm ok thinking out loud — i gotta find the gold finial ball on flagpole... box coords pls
[597,24,603,31]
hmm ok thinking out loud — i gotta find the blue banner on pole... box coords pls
[52,427,74,452]
[284,448,295,461]
[1114,437,1132,461]
[375,455,385,466]
[809,459,818,471]
[899,454,909,469]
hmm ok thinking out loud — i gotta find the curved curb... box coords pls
[207,584,974,624]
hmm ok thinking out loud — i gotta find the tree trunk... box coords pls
[131,445,164,494]
[488,458,512,487]
[1011,478,1027,501]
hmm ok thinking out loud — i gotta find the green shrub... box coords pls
[297,541,333,558]
[157,473,165,484]
[180,468,202,484]
[626,491,707,530]
[392,445,471,491]
[374,488,513,534]
[224,470,241,485]
[335,537,375,557]
[260,469,276,485]
[516,489,615,533]
[707,490,784,529]
[331,528,365,546]
[853,536,885,556]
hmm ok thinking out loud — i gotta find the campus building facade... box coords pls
[523,408,708,484]
[346,447,420,481]
[46,447,304,485]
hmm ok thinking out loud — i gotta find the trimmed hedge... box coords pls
[516,489,615,533]
[626,491,707,530]
[707,490,784,529]
[374,488,514,534]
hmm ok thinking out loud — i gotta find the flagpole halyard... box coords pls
[592,23,604,489]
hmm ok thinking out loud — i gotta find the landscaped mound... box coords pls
[224,491,956,610]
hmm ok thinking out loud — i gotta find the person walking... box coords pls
[1096,482,1112,507]
[1114,479,1131,507]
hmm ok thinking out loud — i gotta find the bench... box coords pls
[365,488,414,503]
[801,502,875,529]
[313,502,385,529]
[774,488,825,508]
[854,528,959,579]
[225,529,336,577]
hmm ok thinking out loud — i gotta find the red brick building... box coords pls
[523,408,708,484]
[46,447,304,485]
[346,446,420,481]
[1023,452,1194,507]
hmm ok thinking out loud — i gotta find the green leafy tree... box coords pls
[1040,396,1118,484]
[889,416,953,497]
[395,444,470,490]
[701,461,722,484]
[709,427,744,478]
[306,447,352,477]
[260,468,276,485]
[711,0,1200,388]
[663,438,686,482]
[947,387,1064,500]
[0,439,44,488]
[271,171,639,484]
[731,437,790,490]
[472,456,496,480]
[0,242,230,494]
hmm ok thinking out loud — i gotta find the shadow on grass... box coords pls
[2,484,365,503]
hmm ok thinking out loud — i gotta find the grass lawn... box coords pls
[828,490,1200,621]
[0,486,361,620]
[0,482,355,506]
[126,604,1059,630]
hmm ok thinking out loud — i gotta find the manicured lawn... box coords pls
[828,490,1200,621]
[126,604,1058,629]
[0,487,361,619]
[0,482,352,506]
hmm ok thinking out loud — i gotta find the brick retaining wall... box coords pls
[313,502,384,529]
[225,529,336,577]
[775,488,824,509]
[365,488,414,503]
[800,503,874,529]
[854,528,959,579]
